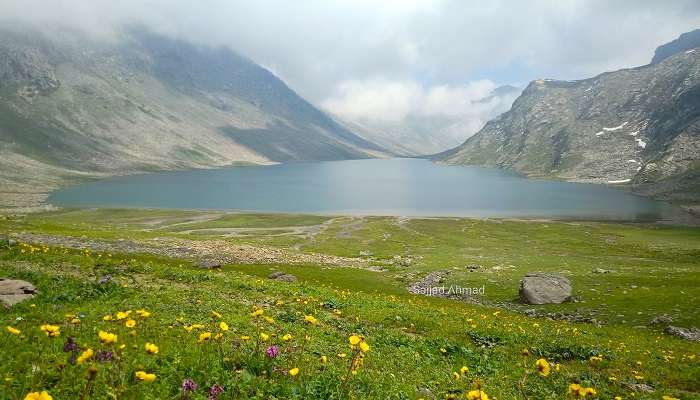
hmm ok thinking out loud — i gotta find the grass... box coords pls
[0,209,699,399]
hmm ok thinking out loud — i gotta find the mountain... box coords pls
[333,85,521,156]
[0,25,386,208]
[438,32,700,205]
[651,29,700,64]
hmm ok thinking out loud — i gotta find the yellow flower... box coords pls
[337,353,347,358]
[283,333,293,341]
[251,308,264,317]
[263,316,275,324]
[103,315,112,321]
[219,322,229,331]
[214,333,223,340]
[440,348,447,354]
[6,326,20,335]
[39,324,60,338]
[115,310,132,320]
[453,372,461,380]
[289,367,299,376]
[260,332,269,341]
[304,315,318,325]
[241,335,251,341]
[536,358,550,377]
[98,330,118,344]
[77,348,94,364]
[135,371,156,382]
[460,366,469,375]
[198,332,212,343]
[349,335,361,346]
[23,391,52,400]
[589,355,603,362]
[320,355,328,364]
[466,390,489,400]
[359,341,370,353]
[144,343,159,355]
[70,318,81,325]
[569,384,582,396]
[136,309,151,318]
[211,311,222,319]
[582,387,597,396]
[663,396,680,400]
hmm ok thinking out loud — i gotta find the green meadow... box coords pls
[1,208,698,399]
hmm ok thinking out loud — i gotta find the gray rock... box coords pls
[96,275,113,285]
[519,273,572,304]
[466,264,482,271]
[0,278,37,306]
[664,326,700,341]
[268,271,298,282]
[592,268,614,274]
[196,260,221,269]
[415,387,436,400]
[627,383,654,393]
[649,314,673,325]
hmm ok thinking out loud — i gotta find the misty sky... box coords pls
[4,0,700,123]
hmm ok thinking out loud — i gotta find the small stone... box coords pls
[96,275,113,285]
[649,314,673,325]
[592,268,613,274]
[627,383,654,393]
[196,260,221,269]
[268,271,298,282]
[415,387,436,400]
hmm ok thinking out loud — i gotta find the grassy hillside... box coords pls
[1,209,698,399]
[0,27,387,209]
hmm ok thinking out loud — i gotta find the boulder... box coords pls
[664,326,700,341]
[268,271,298,282]
[0,278,37,306]
[519,273,572,304]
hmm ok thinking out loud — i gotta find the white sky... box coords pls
[2,0,700,122]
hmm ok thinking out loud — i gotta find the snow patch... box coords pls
[627,160,638,163]
[602,122,628,132]
[686,49,696,54]
[595,131,605,136]
[584,87,593,92]
[628,131,639,136]
[607,179,631,184]
[635,138,647,148]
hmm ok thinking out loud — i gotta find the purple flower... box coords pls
[208,384,224,400]
[265,345,279,359]
[182,378,198,393]
[63,337,78,353]
[96,350,114,363]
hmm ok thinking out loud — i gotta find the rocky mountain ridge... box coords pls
[438,33,700,205]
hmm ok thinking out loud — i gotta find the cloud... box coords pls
[322,79,506,122]
[1,0,699,108]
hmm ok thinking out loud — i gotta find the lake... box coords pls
[48,158,686,221]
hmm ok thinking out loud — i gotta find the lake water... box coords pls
[49,158,686,221]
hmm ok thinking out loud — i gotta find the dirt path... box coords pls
[11,232,370,268]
